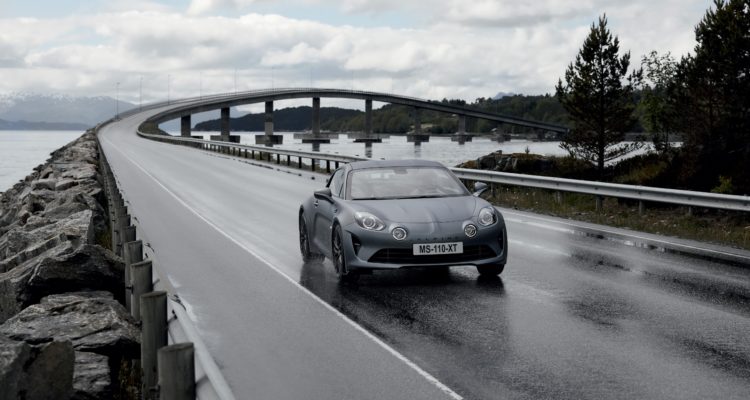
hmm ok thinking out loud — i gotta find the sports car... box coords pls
[298,159,508,282]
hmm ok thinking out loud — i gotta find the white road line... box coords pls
[100,135,464,400]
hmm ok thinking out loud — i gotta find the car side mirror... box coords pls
[314,188,333,202]
[473,182,489,197]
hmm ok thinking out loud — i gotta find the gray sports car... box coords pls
[298,159,508,282]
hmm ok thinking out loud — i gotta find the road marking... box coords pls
[100,135,464,400]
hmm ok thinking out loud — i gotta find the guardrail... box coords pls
[98,134,235,400]
[137,131,750,213]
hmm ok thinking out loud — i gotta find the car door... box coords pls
[313,168,344,255]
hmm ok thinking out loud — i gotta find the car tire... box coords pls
[332,224,359,283]
[477,263,505,276]
[299,213,323,262]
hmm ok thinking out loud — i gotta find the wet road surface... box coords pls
[101,109,750,400]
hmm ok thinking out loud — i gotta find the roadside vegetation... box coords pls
[462,0,750,249]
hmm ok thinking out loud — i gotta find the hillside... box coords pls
[0,92,134,128]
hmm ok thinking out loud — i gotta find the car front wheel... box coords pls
[332,224,359,283]
[477,263,505,277]
[299,213,322,262]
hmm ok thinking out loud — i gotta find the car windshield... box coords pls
[349,166,469,200]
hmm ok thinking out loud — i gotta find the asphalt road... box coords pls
[100,109,750,400]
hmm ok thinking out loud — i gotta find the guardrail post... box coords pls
[326,160,331,173]
[287,155,291,166]
[130,260,153,321]
[311,159,316,172]
[554,191,562,205]
[687,206,693,216]
[298,156,302,169]
[638,200,645,215]
[158,343,196,400]
[595,195,603,211]
[142,291,168,398]
[123,240,143,311]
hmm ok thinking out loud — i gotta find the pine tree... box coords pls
[555,15,642,176]
[674,0,750,193]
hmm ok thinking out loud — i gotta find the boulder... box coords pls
[0,209,94,263]
[31,179,57,192]
[0,243,124,322]
[73,351,112,400]
[0,335,74,400]
[0,291,138,358]
[55,179,78,191]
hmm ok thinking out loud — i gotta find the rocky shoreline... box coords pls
[0,131,138,399]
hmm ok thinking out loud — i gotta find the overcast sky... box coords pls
[0,0,713,108]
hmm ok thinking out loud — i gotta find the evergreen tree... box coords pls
[640,51,679,153]
[674,0,750,193]
[555,15,642,175]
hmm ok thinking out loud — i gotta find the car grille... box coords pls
[368,245,497,265]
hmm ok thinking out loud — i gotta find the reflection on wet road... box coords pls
[300,214,750,400]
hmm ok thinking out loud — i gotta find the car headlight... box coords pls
[392,227,407,240]
[354,211,385,231]
[478,207,496,226]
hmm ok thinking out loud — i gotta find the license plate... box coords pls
[413,242,463,255]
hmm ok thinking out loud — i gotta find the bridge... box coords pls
[99,91,750,399]
[143,88,569,145]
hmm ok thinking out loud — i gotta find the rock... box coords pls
[0,243,124,322]
[73,351,112,400]
[0,335,74,400]
[31,179,57,191]
[0,291,139,358]
[42,192,91,222]
[55,179,77,191]
[0,209,94,263]
[0,335,27,398]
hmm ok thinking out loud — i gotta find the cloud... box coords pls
[0,1,713,105]
[187,0,261,15]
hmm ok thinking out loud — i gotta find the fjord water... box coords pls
[0,131,83,191]
[190,132,569,166]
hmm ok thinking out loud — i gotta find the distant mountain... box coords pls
[0,92,135,128]
[492,92,516,100]
[0,118,89,131]
[195,106,363,131]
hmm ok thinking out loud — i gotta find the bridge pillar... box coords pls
[413,107,422,134]
[255,100,283,146]
[265,101,274,135]
[180,115,191,137]
[220,107,230,138]
[365,99,373,135]
[312,97,320,135]
[457,114,466,135]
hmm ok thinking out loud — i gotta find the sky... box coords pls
[0,0,714,109]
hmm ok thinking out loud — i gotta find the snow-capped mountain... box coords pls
[0,92,135,128]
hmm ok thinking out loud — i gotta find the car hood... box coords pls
[353,196,478,223]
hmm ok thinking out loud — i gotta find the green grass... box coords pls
[484,185,750,251]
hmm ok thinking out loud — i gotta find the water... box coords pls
[187,132,569,167]
[0,131,83,192]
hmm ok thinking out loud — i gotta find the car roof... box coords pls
[348,159,446,170]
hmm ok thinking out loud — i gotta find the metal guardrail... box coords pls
[137,131,750,213]
[97,128,236,400]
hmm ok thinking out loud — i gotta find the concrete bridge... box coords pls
[146,88,568,145]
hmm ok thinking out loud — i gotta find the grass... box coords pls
[483,185,750,251]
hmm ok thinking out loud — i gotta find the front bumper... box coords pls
[341,220,508,270]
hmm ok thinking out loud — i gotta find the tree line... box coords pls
[556,0,749,194]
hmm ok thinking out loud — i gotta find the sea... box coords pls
[187,131,570,167]
[0,131,84,192]
[2,130,648,193]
